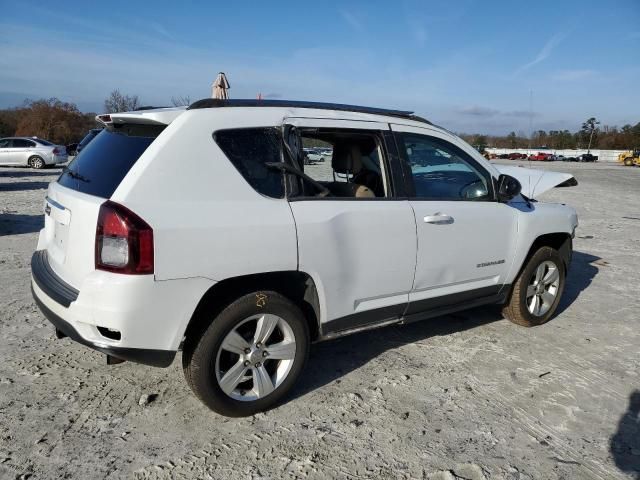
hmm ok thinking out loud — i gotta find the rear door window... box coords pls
[13,139,35,148]
[58,124,164,199]
[214,127,284,198]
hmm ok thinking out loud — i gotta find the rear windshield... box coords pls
[34,138,54,146]
[78,130,99,147]
[58,124,164,198]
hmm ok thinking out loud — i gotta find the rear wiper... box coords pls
[62,166,90,183]
[265,162,330,197]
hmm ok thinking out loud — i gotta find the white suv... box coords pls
[31,100,578,416]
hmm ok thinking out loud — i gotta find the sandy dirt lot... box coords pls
[0,161,638,479]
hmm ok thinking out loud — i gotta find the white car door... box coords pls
[285,117,417,336]
[6,138,29,165]
[0,139,11,165]
[391,124,518,316]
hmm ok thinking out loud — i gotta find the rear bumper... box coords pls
[30,250,215,367]
[48,154,68,165]
[32,286,176,367]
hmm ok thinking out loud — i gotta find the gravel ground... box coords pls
[0,161,639,480]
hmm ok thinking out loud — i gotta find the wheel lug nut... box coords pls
[244,360,250,367]
[256,342,262,348]
[255,362,261,368]
[244,348,251,354]
[262,351,268,357]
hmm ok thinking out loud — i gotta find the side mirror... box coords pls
[496,174,521,202]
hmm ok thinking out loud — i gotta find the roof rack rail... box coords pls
[187,98,431,124]
[134,105,170,111]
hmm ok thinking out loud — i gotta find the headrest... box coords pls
[332,142,363,174]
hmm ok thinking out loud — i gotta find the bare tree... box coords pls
[104,89,141,113]
[581,117,601,152]
[171,96,191,107]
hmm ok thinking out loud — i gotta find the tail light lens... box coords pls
[95,201,154,274]
[52,147,60,154]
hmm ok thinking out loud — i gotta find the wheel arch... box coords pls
[502,231,572,306]
[521,232,572,275]
[183,271,321,348]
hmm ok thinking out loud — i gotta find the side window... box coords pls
[0,139,10,148]
[13,139,33,148]
[214,127,284,199]
[299,130,388,198]
[398,133,491,201]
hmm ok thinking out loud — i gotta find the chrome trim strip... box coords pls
[45,196,65,211]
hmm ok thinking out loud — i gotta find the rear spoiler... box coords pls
[96,106,187,126]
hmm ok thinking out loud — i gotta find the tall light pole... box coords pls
[528,89,533,155]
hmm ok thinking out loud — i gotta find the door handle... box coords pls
[423,213,453,224]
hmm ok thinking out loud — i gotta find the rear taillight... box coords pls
[95,201,154,274]
[52,147,60,154]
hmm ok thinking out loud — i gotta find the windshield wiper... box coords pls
[62,166,90,183]
[265,162,330,197]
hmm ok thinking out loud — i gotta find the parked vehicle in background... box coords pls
[66,143,79,156]
[0,137,68,168]
[617,149,640,166]
[498,153,511,159]
[508,152,527,160]
[76,128,102,155]
[528,152,553,161]
[577,153,598,162]
[30,99,578,416]
[303,147,328,163]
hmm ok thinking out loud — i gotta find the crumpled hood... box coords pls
[495,165,577,198]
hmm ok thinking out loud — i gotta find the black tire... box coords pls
[29,156,45,169]
[502,246,565,327]
[183,291,309,416]
[624,158,633,166]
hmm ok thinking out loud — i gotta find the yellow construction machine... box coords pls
[618,149,640,166]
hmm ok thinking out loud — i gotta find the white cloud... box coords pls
[339,9,365,33]
[513,32,567,76]
[551,69,597,81]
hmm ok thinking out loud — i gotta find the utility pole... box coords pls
[528,89,533,156]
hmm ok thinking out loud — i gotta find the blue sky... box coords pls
[0,0,638,134]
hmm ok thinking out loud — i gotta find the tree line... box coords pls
[0,90,191,145]
[460,117,640,151]
[1,93,638,151]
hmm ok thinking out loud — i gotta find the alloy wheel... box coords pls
[215,314,296,401]
[526,260,560,316]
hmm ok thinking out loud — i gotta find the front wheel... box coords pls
[183,291,309,416]
[502,246,565,327]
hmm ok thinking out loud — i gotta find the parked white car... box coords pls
[0,137,68,168]
[303,147,329,163]
[31,100,578,416]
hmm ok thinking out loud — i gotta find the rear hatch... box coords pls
[41,121,166,289]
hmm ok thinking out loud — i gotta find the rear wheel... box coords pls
[502,246,565,327]
[183,291,309,416]
[624,157,634,166]
[29,156,45,169]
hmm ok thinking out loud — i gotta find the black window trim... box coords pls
[393,131,497,202]
[285,126,405,202]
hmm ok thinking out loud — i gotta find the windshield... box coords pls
[78,130,100,147]
[58,124,164,198]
